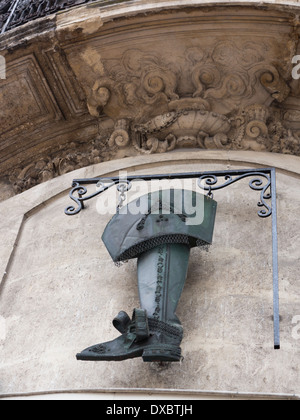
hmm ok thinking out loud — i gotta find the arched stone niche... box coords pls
[1,1,300,199]
[0,149,300,399]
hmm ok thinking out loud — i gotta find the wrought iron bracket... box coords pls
[65,167,280,350]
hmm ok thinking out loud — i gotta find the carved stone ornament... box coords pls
[8,135,115,195]
[2,5,300,197]
[86,42,299,157]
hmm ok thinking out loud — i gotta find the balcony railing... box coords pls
[0,0,100,34]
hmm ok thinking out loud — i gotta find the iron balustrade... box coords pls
[0,0,101,34]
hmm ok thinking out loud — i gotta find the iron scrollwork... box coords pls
[65,168,274,219]
[65,178,132,216]
[197,171,272,218]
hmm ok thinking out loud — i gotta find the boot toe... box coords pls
[76,336,144,361]
[76,343,109,361]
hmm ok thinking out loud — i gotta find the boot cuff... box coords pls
[148,318,184,343]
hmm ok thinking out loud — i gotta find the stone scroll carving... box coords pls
[9,40,300,194]
[86,41,298,156]
[88,42,291,117]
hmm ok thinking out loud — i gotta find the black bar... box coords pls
[271,168,280,349]
[72,167,273,185]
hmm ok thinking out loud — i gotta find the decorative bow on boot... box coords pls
[77,308,183,362]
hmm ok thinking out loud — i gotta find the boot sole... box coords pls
[76,348,143,362]
[76,345,181,362]
[142,346,181,362]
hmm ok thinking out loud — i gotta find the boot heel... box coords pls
[142,346,182,362]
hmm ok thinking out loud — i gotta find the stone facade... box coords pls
[1,0,300,400]
[1,1,300,201]
[1,151,300,399]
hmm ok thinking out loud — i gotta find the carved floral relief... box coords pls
[8,39,300,194]
[85,41,297,157]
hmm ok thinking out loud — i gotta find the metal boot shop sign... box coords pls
[65,167,280,363]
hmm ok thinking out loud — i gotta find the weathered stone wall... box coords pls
[1,1,300,202]
[1,0,300,400]
[0,150,300,399]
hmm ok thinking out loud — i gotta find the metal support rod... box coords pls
[71,167,273,185]
[271,168,280,350]
[1,0,21,34]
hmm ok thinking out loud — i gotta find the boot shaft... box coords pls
[137,243,190,327]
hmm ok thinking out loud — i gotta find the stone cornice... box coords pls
[1,2,300,200]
